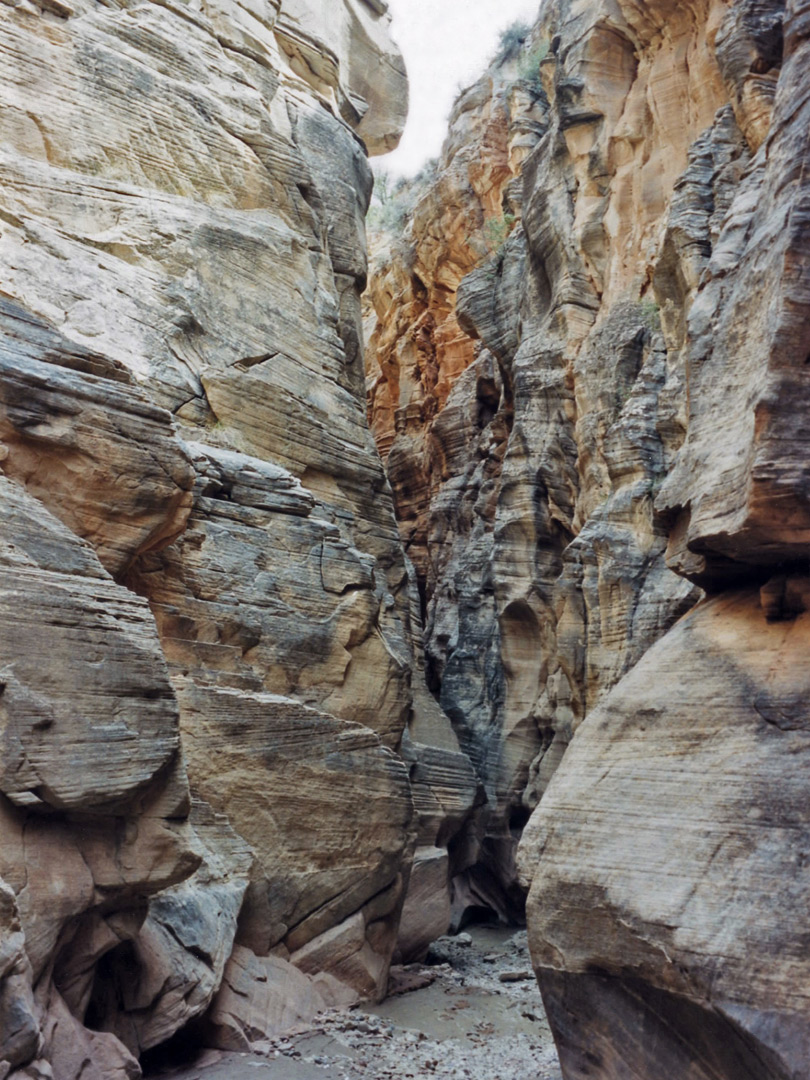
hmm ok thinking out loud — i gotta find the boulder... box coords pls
[520,582,810,1079]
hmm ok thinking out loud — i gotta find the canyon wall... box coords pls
[0,1,478,1075]
[1,0,808,1073]
[366,0,810,1075]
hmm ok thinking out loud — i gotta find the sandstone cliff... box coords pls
[366,0,810,1075]
[0,1,479,1075]
[2,0,809,1073]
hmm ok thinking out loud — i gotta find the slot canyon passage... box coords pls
[0,0,810,1076]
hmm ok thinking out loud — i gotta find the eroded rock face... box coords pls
[365,0,728,919]
[83,800,253,1060]
[0,474,198,1077]
[126,442,410,748]
[0,0,463,1073]
[658,0,810,587]
[520,582,810,1079]
[514,1,810,1075]
[0,299,195,578]
[173,683,414,998]
[367,0,810,1070]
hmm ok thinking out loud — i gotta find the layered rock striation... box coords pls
[0,1,476,1075]
[365,4,716,921]
[367,0,810,1074]
[2,0,809,1073]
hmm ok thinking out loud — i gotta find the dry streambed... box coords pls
[151,927,562,1080]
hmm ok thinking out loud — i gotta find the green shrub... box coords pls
[640,298,660,329]
[414,158,439,186]
[368,169,415,233]
[495,21,531,63]
[516,40,550,90]
[368,163,439,236]
[484,212,516,255]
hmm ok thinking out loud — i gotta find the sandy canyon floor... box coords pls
[149,927,563,1080]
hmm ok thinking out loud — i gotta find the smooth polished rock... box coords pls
[0,475,182,815]
[520,583,810,1079]
[205,946,327,1053]
[0,298,194,578]
[0,477,198,1077]
[0,0,420,1074]
[173,681,414,1000]
[394,847,451,965]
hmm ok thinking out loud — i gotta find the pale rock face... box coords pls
[0,475,198,1076]
[278,0,407,154]
[0,299,195,578]
[126,441,411,748]
[365,0,719,918]
[658,0,810,586]
[0,475,187,821]
[0,0,446,1073]
[520,582,810,1078]
[172,682,414,1001]
[205,946,330,1052]
[514,1,810,1072]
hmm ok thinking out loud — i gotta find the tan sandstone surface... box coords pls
[365,0,810,1075]
[0,0,477,1075]
[1,0,809,1074]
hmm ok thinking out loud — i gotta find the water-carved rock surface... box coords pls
[0,0,475,1074]
[365,0,722,921]
[518,2,810,1075]
[365,0,810,1075]
[0,474,198,1077]
[1,0,809,1072]
[521,583,810,1079]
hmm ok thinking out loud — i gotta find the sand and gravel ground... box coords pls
[150,927,562,1080]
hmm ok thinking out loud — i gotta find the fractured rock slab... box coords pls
[174,681,414,1001]
[520,583,810,1079]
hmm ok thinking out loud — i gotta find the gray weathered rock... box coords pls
[368,1,810,1073]
[0,0,455,1071]
[0,298,195,578]
[173,681,414,1002]
[84,801,253,1058]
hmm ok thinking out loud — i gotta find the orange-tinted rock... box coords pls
[658,0,810,586]
[486,0,810,1074]
[0,475,199,1077]
[365,3,721,918]
[0,299,194,579]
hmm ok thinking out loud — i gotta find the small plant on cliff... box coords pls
[516,39,550,91]
[484,211,516,256]
[414,157,439,186]
[495,20,531,63]
[368,169,416,234]
[640,298,661,330]
[368,163,438,237]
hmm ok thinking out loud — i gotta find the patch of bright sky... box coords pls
[379,0,541,178]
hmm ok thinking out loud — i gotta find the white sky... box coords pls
[380,0,541,177]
